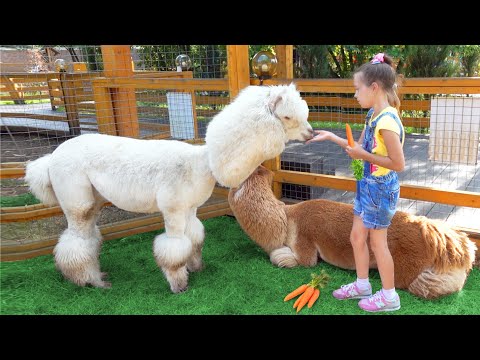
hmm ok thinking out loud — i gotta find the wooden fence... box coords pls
[1,68,480,258]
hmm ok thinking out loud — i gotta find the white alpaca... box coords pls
[25,83,313,293]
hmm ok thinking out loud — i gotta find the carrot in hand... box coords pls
[284,284,308,302]
[346,123,354,147]
[307,288,320,308]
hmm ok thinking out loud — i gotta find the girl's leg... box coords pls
[369,228,394,290]
[332,215,371,300]
[350,215,370,278]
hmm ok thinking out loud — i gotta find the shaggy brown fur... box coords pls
[228,165,478,299]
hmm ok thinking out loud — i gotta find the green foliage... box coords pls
[350,159,364,180]
[457,45,480,76]
[295,45,332,78]
[0,193,40,207]
[400,45,459,77]
[135,45,227,79]
[295,45,405,79]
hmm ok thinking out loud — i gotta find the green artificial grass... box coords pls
[1,216,479,315]
[0,193,41,207]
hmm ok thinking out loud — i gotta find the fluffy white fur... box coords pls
[24,83,313,293]
[206,84,311,187]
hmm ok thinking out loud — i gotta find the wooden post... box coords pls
[101,45,139,137]
[275,45,294,79]
[93,82,117,135]
[46,73,59,110]
[59,71,81,136]
[227,45,250,99]
[262,157,283,199]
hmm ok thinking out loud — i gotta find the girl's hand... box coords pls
[345,142,368,160]
[306,130,332,144]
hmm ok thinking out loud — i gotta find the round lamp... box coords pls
[54,58,66,72]
[175,54,192,71]
[251,51,277,82]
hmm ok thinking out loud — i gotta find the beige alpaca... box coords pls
[228,165,478,299]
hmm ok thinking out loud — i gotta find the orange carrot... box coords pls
[284,271,330,313]
[296,286,315,313]
[293,291,306,308]
[307,288,320,308]
[284,284,308,302]
[346,123,354,147]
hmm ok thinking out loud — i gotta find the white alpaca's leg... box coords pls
[153,209,192,293]
[52,180,109,288]
[185,209,205,272]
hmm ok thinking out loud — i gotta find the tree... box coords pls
[400,45,459,77]
[457,45,480,77]
[294,45,332,78]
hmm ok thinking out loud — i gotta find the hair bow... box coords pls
[371,53,385,64]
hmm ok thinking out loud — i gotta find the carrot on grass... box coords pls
[293,290,308,308]
[307,288,320,308]
[296,286,315,313]
[346,123,354,147]
[284,284,308,301]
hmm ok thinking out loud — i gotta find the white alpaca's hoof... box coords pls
[169,274,189,293]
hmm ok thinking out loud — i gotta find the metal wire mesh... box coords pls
[1,45,479,248]
[280,90,479,230]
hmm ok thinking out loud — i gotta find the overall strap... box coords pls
[365,108,375,125]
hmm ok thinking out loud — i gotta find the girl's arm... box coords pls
[307,127,365,150]
[306,130,349,148]
[347,129,405,172]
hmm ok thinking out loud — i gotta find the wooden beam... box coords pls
[275,45,293,79]
[273,170,480,208]
[1,200,231,261]
[227,45,250,99]
[93,77,229,91]
[101,45,139,137]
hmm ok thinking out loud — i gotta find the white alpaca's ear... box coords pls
[288,82,297,91]
[268,94,283,114]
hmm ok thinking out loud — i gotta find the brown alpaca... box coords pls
[228,165,478,299]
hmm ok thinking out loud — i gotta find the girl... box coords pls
[307,53,405,312]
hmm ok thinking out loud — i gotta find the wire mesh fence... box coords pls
[1,45,479,254]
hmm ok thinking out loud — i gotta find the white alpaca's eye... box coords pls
[284,116,291,120]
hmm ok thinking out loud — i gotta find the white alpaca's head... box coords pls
[266,83,312,142]
[205,83,313,188]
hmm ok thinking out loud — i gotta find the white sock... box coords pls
[356,277,370,290]
[382,288,397,300]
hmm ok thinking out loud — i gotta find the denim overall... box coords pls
[353,108,404,229]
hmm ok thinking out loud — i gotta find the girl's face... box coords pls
[353,73,374,109]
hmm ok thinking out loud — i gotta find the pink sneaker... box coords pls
[358,290,401,312]
[332,281,372,300]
